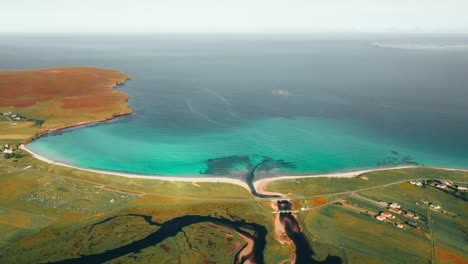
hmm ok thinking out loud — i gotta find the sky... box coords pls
[1,0,468,34]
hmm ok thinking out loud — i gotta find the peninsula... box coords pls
[0,66,131,146]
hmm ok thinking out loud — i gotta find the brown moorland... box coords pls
[0,66,131,145]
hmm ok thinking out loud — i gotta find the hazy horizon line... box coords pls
[1,31,468,36]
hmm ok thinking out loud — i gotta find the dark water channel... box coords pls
[249,163,342,264]
[277,201,342,264]
[51,164,342,264]
[49,214,267,264]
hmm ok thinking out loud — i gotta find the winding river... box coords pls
[51,166,342,264]
[50,214,267,264]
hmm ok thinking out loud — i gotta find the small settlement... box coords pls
[335,198,420,231]
[373,201,421,230]
[2,112,27,125]
[1,111,44,127]
[0,144,24,159]
[410,179,466,193]
[333,177,466,234]
[1,144,14,155]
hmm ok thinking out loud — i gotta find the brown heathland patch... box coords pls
[436,246,467,264]
[310,197,327,206]
[0,67,129,108]
[12,218,29,228]
[0,66,131,144]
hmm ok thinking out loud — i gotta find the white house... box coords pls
[376,214,386,221]
[3,148,13,154]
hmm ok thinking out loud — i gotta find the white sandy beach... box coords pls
[20,145,467,194]
[20,145,251,190]
[253,166,417,190]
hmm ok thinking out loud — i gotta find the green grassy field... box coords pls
[1,153,466,263]
[265,167,468,197]
[0,154,295,263]
[297,186,467,263]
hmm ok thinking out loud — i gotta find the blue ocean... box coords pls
[1,34,467,176]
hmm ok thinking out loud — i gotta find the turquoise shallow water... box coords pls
[28,116,467,175]
[2,34,467,176]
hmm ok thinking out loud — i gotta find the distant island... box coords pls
[372,42,468,50]
[272,89,289,95]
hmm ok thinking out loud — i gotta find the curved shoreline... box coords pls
[21,70,132,144]
[0,66,132,146]
[23,111,132,144]
[20,145,252,191]
[20,145,468,195]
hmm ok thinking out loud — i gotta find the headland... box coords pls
[0,66,132,146]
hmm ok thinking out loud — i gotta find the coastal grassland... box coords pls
[1,154,467,263]
[0,67,131,146]
[264,167,468,197]
[297,181,467,263]
[358,183,468,262]
[301,205,432,263]
[266,167,467,263]
[104,222,249,264]
[8,154,253,200]
[0,154,294,263]
[298,186,468,263]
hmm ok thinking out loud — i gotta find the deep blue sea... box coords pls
[1,34,467,176]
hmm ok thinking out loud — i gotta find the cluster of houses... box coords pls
[0,144,14,155]
[386,202,419,220]
[2,112,27,125]
[433,180,453,189]
[409,179,467,192]
[2,112,26,120]
[409,180,423,186]
[434,180,468,191]
[375,211,405,228]
[375,211,395,221]
[374,202,421,230]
